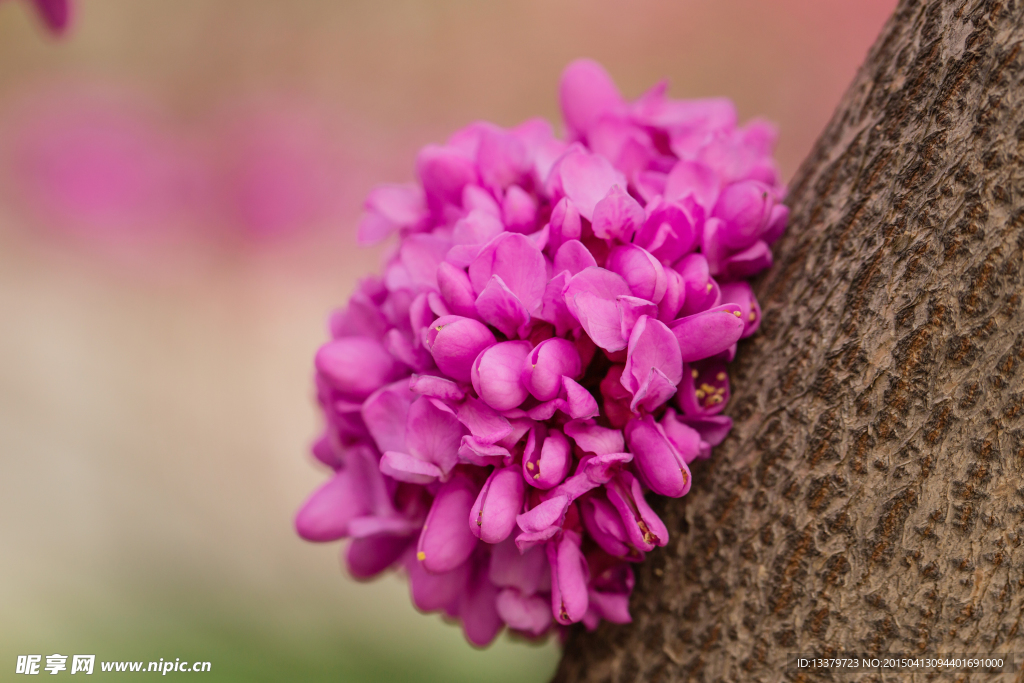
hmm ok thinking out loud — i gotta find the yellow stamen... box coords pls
[706,283,713,293]
[733,310,742,317]
[534,474,541,480]
[691,369,699,379]
[526,461,534,471]
[417,551,426,561]
[748,312,756,321]
[717,372,727,381]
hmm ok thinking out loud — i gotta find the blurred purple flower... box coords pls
[297,59,787,645]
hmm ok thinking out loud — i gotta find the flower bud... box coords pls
[423,315,496,383]
[471,341,532,411]
[470,466,526,544]
[521,337,582,401]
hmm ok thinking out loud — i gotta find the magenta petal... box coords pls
[496,588,553,636]
[591,185,644,242]
[383,329,431,371]
[456,396,513,444]
[405,396,465,475]
[462,185,502,218]
[459,559,504,646]
[636,197,698,263]
[346,535,412,580]
[380,451,443,485]
[559,59,623,140]
[424,315,496,383]
[580,494,636,560]
[607,244,667,303]
[468,233,547,312]
[670,304,745,362]
[295,469,370,542]
[436,261,479,318]
[712,179,775,249]
[562,377,599,419]
[470,465,526,543]
[562,266,632,320]
[537,271,577,336]
[622,316,682,412]
[616,295,659,342]
[605,472,669,551]
[416,472,481,574]
[579,451,633,485]
[521,337,582,401]
[676,253,716,316]
[517,494,570,533]
[660,408,704,465]
[515,527,561,552]
[416,144,477,211]
[658,267,685,322]
[556,149,625,221]
[526,399,563,421]
[547,531,590,625]
[458,435,511,467]
[503,185,539,233]
[679,414,733,448]
[346,514,420,538]
[407,550,471,612]
[361,380,415,454]
[553,240,598,276]
[400,233,451,290]
[548,197,582,253]
[587,589,632,625]
[477,128,528,192]
[764,203,789,244]
[523,428,572,489]
[315,337,398,399]
[409,374,465,402]
[721,239,773,279]
[564,418,625,455]
[664,159,720,214]
[490,536,550,594]
[357,184,425,246]
[625,414,692,497]
[453,208,504,246]
[474,275,531,338]
[573,292,627,352]
[471,341,532,411]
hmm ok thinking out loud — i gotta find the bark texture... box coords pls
[556,0,1024,680]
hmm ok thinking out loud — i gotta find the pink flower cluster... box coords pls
[296,59,786,645]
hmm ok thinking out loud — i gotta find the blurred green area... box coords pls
[1,561,559,682]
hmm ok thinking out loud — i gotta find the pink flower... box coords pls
[297,58,786,645]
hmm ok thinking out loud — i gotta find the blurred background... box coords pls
[0,1,895,680]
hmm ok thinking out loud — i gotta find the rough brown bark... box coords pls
[555,0,1024,680]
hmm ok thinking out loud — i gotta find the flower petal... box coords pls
[380,450,443,485]
[547,531,590,625]
[470,465,526,544]
[315,337,399,400]
[423,315,496,383]
[405,396,465,474]
[670,304,745,362]
[416,471,481,574]
[559,59,623,141]
[474,275,531,338]
[591,185,644,242]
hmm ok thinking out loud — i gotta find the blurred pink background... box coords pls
[0,1,895,680]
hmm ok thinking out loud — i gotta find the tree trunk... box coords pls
[555,0,1024,680]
